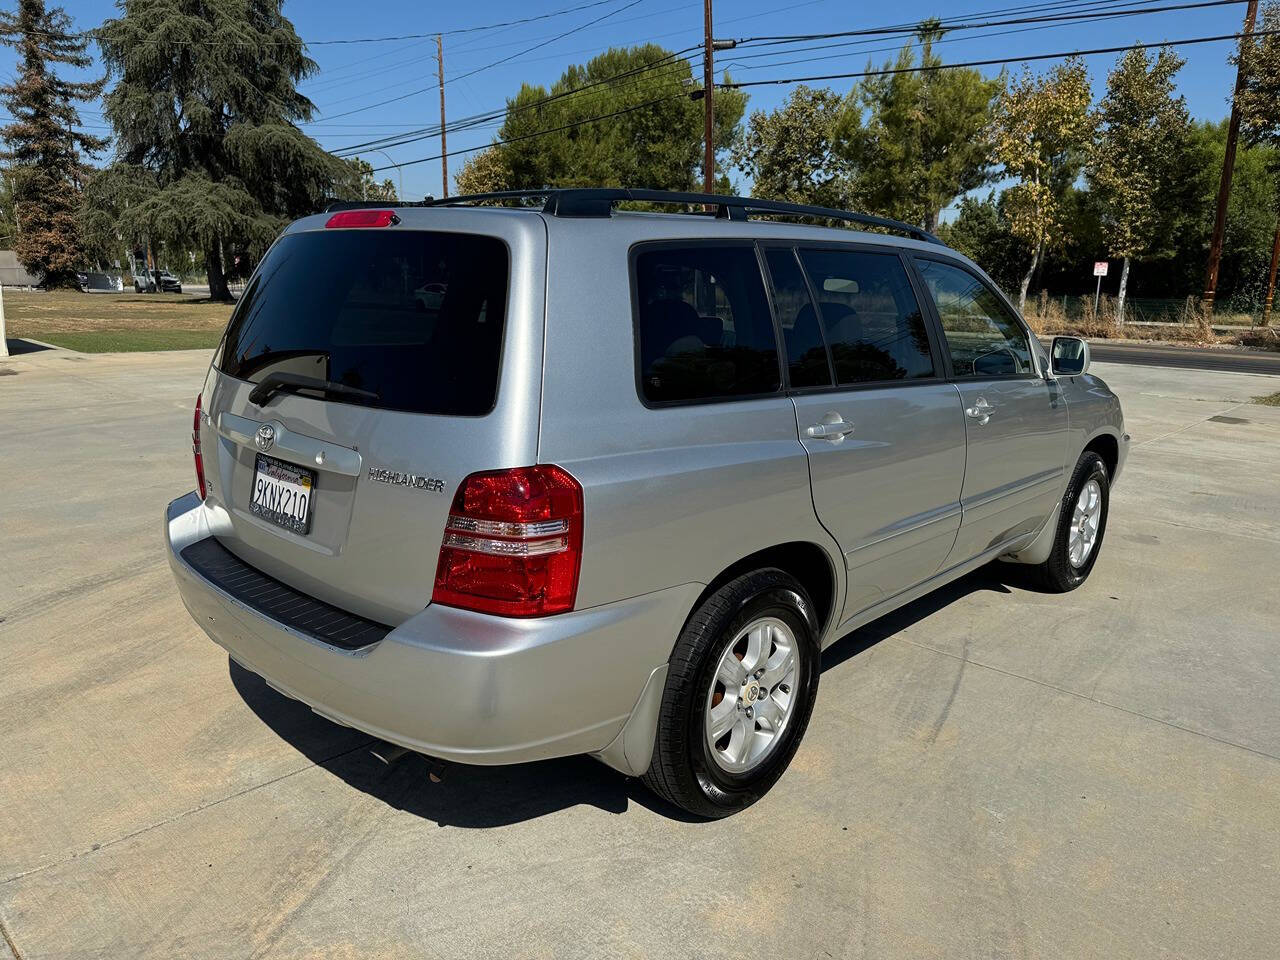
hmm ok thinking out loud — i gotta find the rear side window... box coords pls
[798,249,935,385]
[219,229,508,416]
[764,248,832,389]
[634,245,780,404]
[912,257,1034,378]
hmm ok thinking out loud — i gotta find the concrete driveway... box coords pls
[2,348,1279,959]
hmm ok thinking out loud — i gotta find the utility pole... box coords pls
[702,0,714,195]
[1203,0,1258,313]
[1264,221,1280,326]
[437,34,449,199]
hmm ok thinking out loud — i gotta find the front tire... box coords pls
[1033,451,1110,592]
[642,569,821,819]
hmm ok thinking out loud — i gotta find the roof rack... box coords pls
[321,198,436,213]
[425,188,941,244]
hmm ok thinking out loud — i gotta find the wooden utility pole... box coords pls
[1264,221,1280,325]
[702,0,714,195]
[437,34,449,199]
[1203,0,1258,313]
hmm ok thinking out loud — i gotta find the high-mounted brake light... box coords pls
[432,465,584,618]
[325,209,399,229]
[193,394,207,501]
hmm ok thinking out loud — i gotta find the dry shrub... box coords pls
[1185,296,1217,344]
[1077,295,1119,338]
[1024,290,1066,335]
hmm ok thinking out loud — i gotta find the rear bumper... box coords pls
[166,492,697,767]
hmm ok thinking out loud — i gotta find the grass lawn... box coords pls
[32,328,224,352]
[1254,391,1280,406]
[4,289,232,352]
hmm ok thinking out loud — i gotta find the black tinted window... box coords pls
[219,229,508,416]
[765,248,832,388]
[798,249,935,385]
[913,258,1033,377]
[635,245,780,403]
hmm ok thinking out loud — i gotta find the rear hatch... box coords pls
[199,210,546,624]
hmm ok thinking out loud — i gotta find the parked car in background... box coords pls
[76,271,124,292]
[135,269,183,293]
[165,189,1127,818]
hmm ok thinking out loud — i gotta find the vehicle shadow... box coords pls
[229,563,1028,827]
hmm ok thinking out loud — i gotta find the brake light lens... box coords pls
[325,209,399,228]
[432,465,583,617]
[193,394,207,501]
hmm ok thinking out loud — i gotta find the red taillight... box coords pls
[325,209,399,228]
[431,465,584,618]
[193,394,207,501]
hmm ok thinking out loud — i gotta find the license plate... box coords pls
[250,454,314,534]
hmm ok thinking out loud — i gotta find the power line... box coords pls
[369,91,691,172]
[306,0,1142,120]
[334,0,1236,158]
[732,0,1241,44]
[21,0,632,47]
[321,0,1154,144]
[329,46,698,156]
[720,0,1243,71]
[313,0,644,122]
[725,0,1242,59]
[720,26,1278,88]
[364,23,1275,178]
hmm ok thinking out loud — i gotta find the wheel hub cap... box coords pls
[704,617,800,774]
[1069,478,1103,568]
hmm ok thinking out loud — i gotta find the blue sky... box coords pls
[0,0,1255,201]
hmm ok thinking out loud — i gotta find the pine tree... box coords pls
[839,23,1002,233]
[94,0,345,301]
[0,0,106,288]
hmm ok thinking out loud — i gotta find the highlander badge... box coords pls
[368,467,445,493]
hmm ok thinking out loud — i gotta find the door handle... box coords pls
[805,418,855,441]
[965,397,994,425]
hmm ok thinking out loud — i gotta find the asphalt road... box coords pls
[1075,339,1280,375]
[2,350,1280,958]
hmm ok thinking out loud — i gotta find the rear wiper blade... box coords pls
[248,372,380,407]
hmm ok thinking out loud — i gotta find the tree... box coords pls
[990,58,1094,312]
[334,158,398,202]
[1236,0,1280,321]
[938,194,1031,295]
[487,45,746,191]
[455,146,511,195]
[837,24,1001,232]
[732,85,852,207]
[1088,47,1190,323]
[95,0,347,300]
[0,0,105,288]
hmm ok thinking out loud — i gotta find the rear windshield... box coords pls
[219,229,509,416]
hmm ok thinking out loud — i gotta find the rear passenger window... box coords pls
[634,245,780,403]
[798,249,935,384]
[764,248,832,388]
[912,258,1034,378]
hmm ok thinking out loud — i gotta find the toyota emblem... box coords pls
[255,423,276,452]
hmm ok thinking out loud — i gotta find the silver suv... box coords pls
[166,189,1127,818]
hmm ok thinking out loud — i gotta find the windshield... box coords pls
[218,228,509,416]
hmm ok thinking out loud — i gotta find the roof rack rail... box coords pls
[425,187,941,244]
[321,198,436,213]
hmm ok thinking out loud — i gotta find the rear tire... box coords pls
[1032,451,1110,592]
[642,569,821,819]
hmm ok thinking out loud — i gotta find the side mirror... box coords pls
[1051,336,1090,377]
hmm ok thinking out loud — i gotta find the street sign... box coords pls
[1094,261,1109,277]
